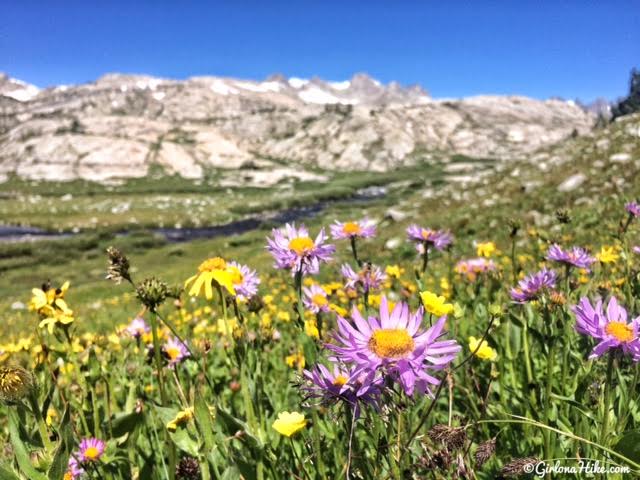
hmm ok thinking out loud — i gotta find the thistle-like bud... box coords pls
[507,218,521,238]
[427,424,467,451]
[247,294,264,313]
[176,456,200,480]
[136,277,169,311]
[549,291,566,306]
[167,284,183,300]
[0,365,36,404]
[555,208,571,224]
[474,437,496,468]
[499,457,538,478]
[106,247,131,284]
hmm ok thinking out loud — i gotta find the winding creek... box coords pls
[0,187,386,244]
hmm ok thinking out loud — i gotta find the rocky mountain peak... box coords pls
[0,71,595,184]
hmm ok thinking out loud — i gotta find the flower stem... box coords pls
[543,335,556,460]
[421,244,429,277]
[350,236,361,266]
[600,351,615,448]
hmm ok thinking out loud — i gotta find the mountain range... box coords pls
[0,72,595,184]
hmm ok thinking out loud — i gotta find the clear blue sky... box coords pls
[1,1,638,101]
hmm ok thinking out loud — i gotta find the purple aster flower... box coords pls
[77,437,105,463]
[546,244,596,270]
[625,201,640,218]
[327,296,461,397]
[163,337,190,367]
[510,268,558,303]
[341,263,387,294]
[66,456,84,479]
[227,261,260,301]
[454,258,497,281]
[572,296,640,361]
[302,363,383,417]
[303,284,330,314]
[330,219,377,240]
[125,317,150,338]
[634,246,640,255]
[266,223,335,276]
[406,225,453,252]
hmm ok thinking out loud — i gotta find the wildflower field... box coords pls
[1,115,640,479]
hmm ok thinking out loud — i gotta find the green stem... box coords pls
[510,236,518,285]
[543,335,556,460]
[311,410,327,479]
[28,393,53,453]
[421,244,429,278]
[350,236,361,266]
[294,267,306,328]
[600,351,615,448]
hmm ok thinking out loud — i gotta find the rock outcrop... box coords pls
[0,72,595,184]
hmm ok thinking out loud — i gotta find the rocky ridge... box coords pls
[0,72,595,184]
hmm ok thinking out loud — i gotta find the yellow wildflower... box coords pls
[285,351,305,371]
[419,291,454,317]
[476,242,497,258]
[272,411,306,437]
[596,246,619,264]
[304,319,319,339]
[385,265,403,279]
[329,304,347,317]
[167,407,194,432]
[468,336,497,361]
[184,257,236,299]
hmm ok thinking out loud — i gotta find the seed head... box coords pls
[0,365,36,404]
[427,424,467,451]
[507,218,521,238]
[247,294,264,313]
[106,247,131,284]
[136,277,169,311]
[555,209,571,224]
[499,457,538,478]
[176,456,200,480]
[474,437,496,468]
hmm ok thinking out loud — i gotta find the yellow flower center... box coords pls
[312,294,328,307]
[368,329,415,358]
[342,222,362,235]
[166,346,181,360]
[288,237,314,255]
[228,266,244,285]
[420,230,432,240]
[84,446,100,461]
[605,322,634,343]
[333,375,348,386]
[199,257,227,272]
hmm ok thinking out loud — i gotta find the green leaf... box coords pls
[8,410,47,480]
[47,406,72,480]
[105,411,144,438]
[614,430,640,464]
[0,464,20,480]
[216,408,261,453]
[194,392,216,453]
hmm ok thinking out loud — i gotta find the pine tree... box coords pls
[612,68,640,120]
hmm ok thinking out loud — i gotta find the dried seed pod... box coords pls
[176,456,200,480]
[474,437,496,468]
[499,457,538,478]
[427,424,467,451]
[0,365,36,404]
[106,246,131,284]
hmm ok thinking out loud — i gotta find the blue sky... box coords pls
[1,1,638,101]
